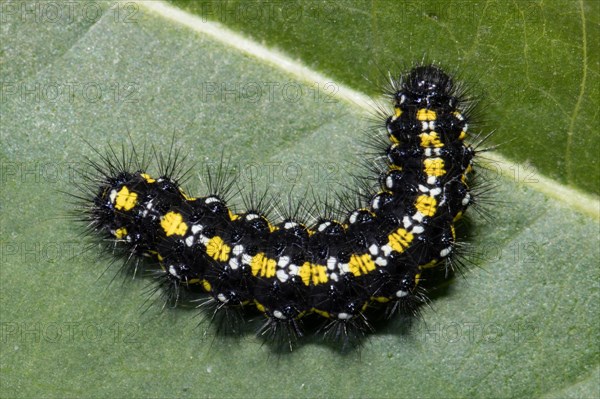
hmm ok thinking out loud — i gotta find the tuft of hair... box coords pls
[194,295,248,338]
[317,313,374,353]
[271,187,318,228]
[199,150,240,208]
[257,316,304,353]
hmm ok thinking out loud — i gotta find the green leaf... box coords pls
[1,1,598,398]
[172,0,600,196]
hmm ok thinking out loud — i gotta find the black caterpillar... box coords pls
[76,65,480,350]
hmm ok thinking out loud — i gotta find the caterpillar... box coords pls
[75,64,482,350]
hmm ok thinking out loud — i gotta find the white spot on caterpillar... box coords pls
[427,176,437,185]
[284,221,297,229]
[242,254,252,265]
[233,245,244,256]
[440,247,452,257]
[246,213,259,221]
[217,293,227,303]
[412,212,425,222]
[396,290,408,298]
[403,216,412,228]
[142,200,154,217]
[168,265,179,278]
[273,310,286,320]
[109,189,118,204]
[205,196,220,204]
[199,235,210,245]
[338,312,352,320]
[329,273,339,282]
[277,256,290,268]
[327,257,337,270]
[185,236,194,247]
[430,187,442,196]
[382,244,392,257]
[229,258,239,270]
[288,265,300,277]
[411,225,425,234]
[386,175,394,189]
[372,196,381,210]
[191,224,203,234]
[369,244,379,256]
[318,222,330,232]
[276,269,289,282]
[375,257,387,266]
[462,192,471,206]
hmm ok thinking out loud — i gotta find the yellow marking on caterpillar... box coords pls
[415,195,437,217]
[228,210,240,221]
[389,134,400,144]
[415,273,422,284]
[420,260,438,269]
[180,189,196,201]
[161,211,188,236]
[312,264,328,285]
[348,253,376,277]
[141,173,156,183]
[299,262,328,286]
[114,227,127,239]
[201,279,212,292]
[450,224,456,240]
[419,132,444,148]
[298,262,310,285]
[458,131,467,140]
[394,107,402,118]
[188,278,200,285]
[206,235,231,262]
[254,300,266,313]
[417,108,437,121]
[453,211,464,221]
[313,309,330,318]
[388,228,414,253]
[115,186,137,211]
[144,250,165,262]
[371,296,391,303]
[250,253,276,278]
[389,164,402,171]
[423,158,446,177]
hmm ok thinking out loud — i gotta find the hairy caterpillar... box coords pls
[75,64,484,350]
